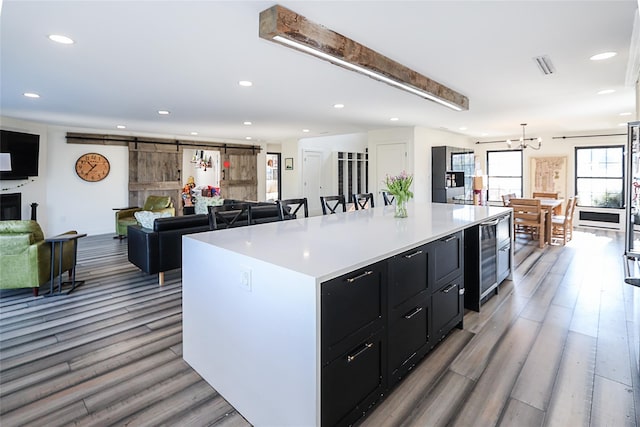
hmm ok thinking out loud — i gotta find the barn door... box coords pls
[128,142,183,214]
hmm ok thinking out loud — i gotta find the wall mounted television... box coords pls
[0,130,40,180]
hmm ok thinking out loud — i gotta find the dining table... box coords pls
[536,198,564,244]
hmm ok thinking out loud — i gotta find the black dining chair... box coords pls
[208,203,252,230]
[277,198,309,220]
[320,195,346,215]
[352,193,374,210]
[381,191,395,206]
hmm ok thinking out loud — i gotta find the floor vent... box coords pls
[533,55,555,75]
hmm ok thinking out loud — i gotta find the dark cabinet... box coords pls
[321,262,387,427]
[387,245,430,386]
[321,329,386,427]
[321,262,386,362]
[432,278,464,341]
[431,231,463,288]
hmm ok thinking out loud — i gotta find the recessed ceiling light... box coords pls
[48,34,74,44]
[245,136,252,140]
[302,129,310,133]
[23,92,40,98]
[597,89,615,95]
[333,103,344,109]
[390,117,399,122]
[590,52,617,61]
[481,133,489,137]
[620,112,632,116]
[459,126,468,131]
[158,110,170,115]
[238,80,253,87]
[190,132,198,136]
[619,122,629,126]
[243,121,252,125]
[116,125,126,129]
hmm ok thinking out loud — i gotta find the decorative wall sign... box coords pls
[530,156,567,198]
[285,158,293,170]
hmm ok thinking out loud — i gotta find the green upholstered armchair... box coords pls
[115,195,175,238]
[0,220,77,296]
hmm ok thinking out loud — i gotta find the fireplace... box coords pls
[1,193,21,220]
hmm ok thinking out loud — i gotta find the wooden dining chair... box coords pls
[382,191,395,206]
[320,195,347,215]
[501,193,516,207]
[533,191,561,214]
[352,193,374,210]
[551,196,577,245]
[277,198,309,220]
[510,198,545,248]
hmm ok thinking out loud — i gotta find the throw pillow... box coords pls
[134,210,172,229]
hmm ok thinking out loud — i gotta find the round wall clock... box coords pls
[75,152,110,182]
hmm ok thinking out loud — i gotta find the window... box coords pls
[575,145,624,208]
[487,150,523,202]
[451,151,475,201]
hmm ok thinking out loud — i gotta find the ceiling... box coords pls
[1,1,638,144]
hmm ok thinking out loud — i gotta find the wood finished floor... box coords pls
[0,229,638,426]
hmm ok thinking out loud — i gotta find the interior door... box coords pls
[303,150,323,215]
[376,143,407,205]
[266,153,281,201]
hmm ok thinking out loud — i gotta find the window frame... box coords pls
[574,145,624,209]
[486,149,523,203]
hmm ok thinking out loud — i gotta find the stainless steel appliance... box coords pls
[464,212,512,311]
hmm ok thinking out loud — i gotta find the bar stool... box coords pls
[277,198,309,220]
[208,203,252,229]
[382,191,395,206]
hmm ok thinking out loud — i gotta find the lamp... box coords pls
[506,123,542,150]
[0,153,11,171]
[259,4,469,112]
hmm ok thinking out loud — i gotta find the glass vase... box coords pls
[395,198,408,218]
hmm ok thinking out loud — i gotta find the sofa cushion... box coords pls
[134,210,172,229]
[195,196,224,214]
[0,220,44,241]
[153,214,209,232]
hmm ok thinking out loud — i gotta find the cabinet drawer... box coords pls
[431,232,463,288]
[321,330,386,427]
[432,278,463,341]
[321,262,386,361]
[388,244,429,308]
[497,242,510,284]
[388,293,430,385]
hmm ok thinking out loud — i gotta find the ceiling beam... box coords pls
[259,4,469,111]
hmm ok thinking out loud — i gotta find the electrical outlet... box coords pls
[240,267,252,292]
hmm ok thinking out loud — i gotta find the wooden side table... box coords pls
[45,233,87,296]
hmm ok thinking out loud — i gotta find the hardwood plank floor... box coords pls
[1,229,638,426]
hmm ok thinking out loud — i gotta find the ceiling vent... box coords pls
[533,55,555,75]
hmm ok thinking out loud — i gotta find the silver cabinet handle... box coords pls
[404,306,423,319]
[481,219,500,226]
[346,270,373,283]
[347,342,373,363]
[442,283,458,293]
[442,234,457,243]
[404,250,423,259]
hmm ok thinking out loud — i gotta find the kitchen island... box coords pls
[182,202,512,427]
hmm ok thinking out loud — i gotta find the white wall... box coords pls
[1,116,267,235]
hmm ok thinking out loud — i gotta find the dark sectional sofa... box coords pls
[127,201,284,284]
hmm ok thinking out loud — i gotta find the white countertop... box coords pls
[185,202,511,282]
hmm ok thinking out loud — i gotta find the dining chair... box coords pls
[352,193,374,210]
[320,195,346,215]
[501,193,516,207]
[382,191,395,206]
[509,198,545,248]
[551,196,577,245]
[277,198,309,220]
[533,191,561,214]
[208,203,252,230]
